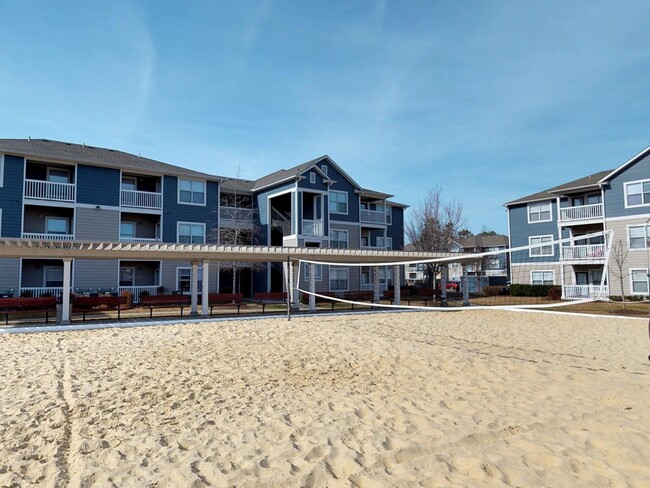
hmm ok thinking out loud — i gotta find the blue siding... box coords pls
[387,207,404,250]
[327,165,359,223]
[254,182,294,245]
[605,153,650,218]
[298,170,329,192]
[0,155,24,237]
[162,176,219,243]
[76,165,120,206]
[508,202,559,264]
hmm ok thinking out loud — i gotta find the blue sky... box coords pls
[1,1,649,234]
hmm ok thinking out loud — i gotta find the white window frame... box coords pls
[627,224,650,250]
[527,201,552,223]
[177,222,206,244]
[121,175,137,191]
[530,270,554,285]
[309,172,316,184]
[46,216,69,235]
[43,266,64,287]
[303,263,322,281]
[529,235,554,257]
[322,164,328,175]
[0,154,4,187]
[47,167,70,183]
[624,179,650,208]
[329,190,348,214]
[178,178,206,206]
[120,221,137,239]
[330,229,349,249]
[329,267,349,292]
[629,268,649,295]
[176,267,203,294]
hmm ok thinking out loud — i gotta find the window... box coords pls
[386,208,392,224]
[587,193,601,205]
[631,269,649,294]
[177,222,206,244]
[527,202,552,223]
[47,167,70,183]
[121,176,137,190]
[488,257,501,269]
[329,190,347,213]
[322,165,328,175]
[304,263,322,281]
[119,267,135,286]
[531,270,554,285]
[177,267,203,293]
[330,230,348,249]
[329,267,349,291]
[46,217,69,235]
[178,179,206,205]
[44,266,64,287]
[309,172,316,184]
[625,180,650,207]
[629,225,650,249]
[120,222,136,239]
[529,235,553,256]
[379,268,393,287]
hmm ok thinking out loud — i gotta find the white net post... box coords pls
[394,265,401,305]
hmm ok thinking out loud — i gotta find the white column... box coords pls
[201,260,210,317]
[191,260,199,316]
[60,258,72,324]
[291,261,300,311]
[373,267,381,303]
[462,265,470,306]
[441,265,448,306]
[393,265,401,305]
[309,263,316,311]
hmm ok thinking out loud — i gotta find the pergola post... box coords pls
[191,260,199,317]
[291,261,300,311]
[373,267,381,303]
[462,265,470,307]
[309,263,316,311]
[441,265,449,306]
[59,258,72,325]
[393,265,401,305]
[201,259,210,317]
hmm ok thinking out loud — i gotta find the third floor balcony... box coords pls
[559,203,603,223]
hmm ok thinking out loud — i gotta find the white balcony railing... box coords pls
[120,190,162,209]
[360,283,388,293]
[219,206,254,222]
[119,286,160,304]
[302,220,323,236]
[24,179,75,202]
[22,233,75,241]
[559,203,603,222]
[564,285,609,300]
[560,244,606,261]
[19,287,65,299]
[119,237,161,243]
[360,209,387,224]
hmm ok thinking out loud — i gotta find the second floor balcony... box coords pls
[560,243,606,262]
[559,203,603,223]
[220,206,254,223]
[24,179,76,202]
[120,189,163,210]
[302,219,323,237]
[360,209,388,225]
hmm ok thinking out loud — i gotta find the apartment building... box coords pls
[0,139,405,300]
[505,145,650,299]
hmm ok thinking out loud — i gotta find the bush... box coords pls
[120,290,133,308]
[609,295,645,302]
[548,286,562,300]
[510,284,555,297]
[482,286,504,296]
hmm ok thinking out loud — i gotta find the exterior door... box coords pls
[576,272,589,285]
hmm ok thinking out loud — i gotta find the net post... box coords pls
[441,265,448,307]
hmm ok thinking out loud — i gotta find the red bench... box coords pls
[411,288,442,306]
[381,289,412,304]
[72,296,128,322]
[0,297,57,325]
[300,291,337,310]
[208,293,244,315]
[253,292,287,313]
[140,294,191,318]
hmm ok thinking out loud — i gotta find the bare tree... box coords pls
[405,187,466,288]
[609,239,630,309]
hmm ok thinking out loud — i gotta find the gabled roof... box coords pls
[218,177,256,194]
[598,145,650,183]
[0,139,217,179]
[505,170,613,206]
[253,155,364,192]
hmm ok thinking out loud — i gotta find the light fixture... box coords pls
[95,205,100,210]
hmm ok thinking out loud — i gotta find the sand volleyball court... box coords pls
[1,310,649,487]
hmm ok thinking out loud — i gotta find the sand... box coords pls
[0,310,649,487]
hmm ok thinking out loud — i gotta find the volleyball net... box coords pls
[294,230,612,311]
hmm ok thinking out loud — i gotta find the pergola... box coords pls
[0,239,446,323]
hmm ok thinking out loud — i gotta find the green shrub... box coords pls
[510,284,555,297]
[482,286,504,296]
[609,295,645,302]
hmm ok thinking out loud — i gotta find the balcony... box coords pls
[559,203,603,223]
[19,287,66,299]
[302,219,323,236]
[119,237,161,244]
[563,285,608,300]
[360,209,387,225]
[120,190,162,209]
[22,233,75,241]
[560,244,606,262]
[24,179,76,202]
[220,206,254,223]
